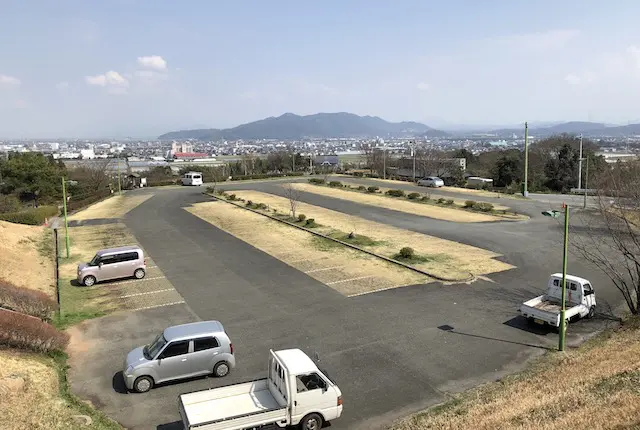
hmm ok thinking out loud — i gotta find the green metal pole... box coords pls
[559,204,569,351]
[523,121,529,197]
[62,177,70,258]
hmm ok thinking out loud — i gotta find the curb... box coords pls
[205,193,475,283]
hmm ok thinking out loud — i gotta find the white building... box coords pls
[80,149,96,159]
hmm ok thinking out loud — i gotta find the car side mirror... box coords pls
[98,262,103,268]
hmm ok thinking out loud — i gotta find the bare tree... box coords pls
[68,158,112,192]
[415,148,449,178]
[571,161,640,314]
[361,142,375,175]
[283,183,301,219]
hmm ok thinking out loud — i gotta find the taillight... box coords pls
[230,343,234,354]
[337,396,343,406]
[144,258,147,266]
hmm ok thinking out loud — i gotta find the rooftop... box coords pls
[274,349,318,375]
[164,321,225,341]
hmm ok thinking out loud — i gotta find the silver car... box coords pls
[123,321,236,393]
[77,245,146,286]
[417,176,445,187]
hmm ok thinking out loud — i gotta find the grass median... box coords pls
[292,183,527,222]
[390,318,640,430]
[198,190,513,285]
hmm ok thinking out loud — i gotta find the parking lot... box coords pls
[66,182,622,430]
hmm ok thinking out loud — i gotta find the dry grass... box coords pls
[187,201,429,296]
[391,321,640,430]
[201,191,513,282]
[68,193,151,221]
[0,221,54,298]
[0,349,95,429]
[293,183,517,222]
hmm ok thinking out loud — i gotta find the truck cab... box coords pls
[519,274,596,327]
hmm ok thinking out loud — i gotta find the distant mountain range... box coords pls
[158,112,449,140]
[486,121,640,137]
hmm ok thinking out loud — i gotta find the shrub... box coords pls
[308,178,325,185]
[305,218,316,227]
[328,181,343,188]
[0,281,57,321]
[473,202,494,212]
[67,189,112,212]
[386,189,406,197]
[230,172,304,181]
[367,186,379,193]
[215,189,226,196]
[0,310,69,353]
[0,194,21,213]
[353,171,364,177]
[297,214,306,222]
[437,198,446,204]
[256,203,268,210]
[407,192,421,200]
[464,200,476,208]
[245,200,254,207]
[445,199,454,206]
[399,247,415,259]
[227,194,237,201]
[146,179,180,187]
[0,205,59,225]
[356,185,366,191]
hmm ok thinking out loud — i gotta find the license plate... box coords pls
[534,318,545,325]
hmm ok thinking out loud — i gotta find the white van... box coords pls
[181,172,203,186]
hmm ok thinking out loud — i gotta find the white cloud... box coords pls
[0,74,21,86]
[137,55,167,70]
[85,71,129,94]
[417,82,431,91]
[564,71,595,85]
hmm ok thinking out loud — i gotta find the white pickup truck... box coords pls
[179,349,343,430]
[519,273,596,327]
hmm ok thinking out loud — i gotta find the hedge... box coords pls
[0,281,57,321]
[0,205,59,225]
[146,179,180,187]
[0,310,69,353]
[67,189,112,212]
[230,172,304,181]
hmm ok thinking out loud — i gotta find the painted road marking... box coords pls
[327,275,374,285]
[108,276,165,286]
[348,285,402,297]
[305,265,345,274]
[130,300,186,312]
[120,288,174,299]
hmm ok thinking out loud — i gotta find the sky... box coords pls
[2,0,640,138]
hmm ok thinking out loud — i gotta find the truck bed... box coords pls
[180,379,286,429]
[531,300,562,313]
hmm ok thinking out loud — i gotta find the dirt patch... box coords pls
[187,201,431,296]
[291,183,517,222]
[0,221,55,298]
[391,321,640,430]
[196,191,513,283]
[69,193,151,221]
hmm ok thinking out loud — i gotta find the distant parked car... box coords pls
[417,177,444,188]
[77,245,146,286]
[123,321,235,393]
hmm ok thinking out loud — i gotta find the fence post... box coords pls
[53,228,60,307]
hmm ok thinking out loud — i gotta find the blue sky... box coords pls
[1,0,640,138]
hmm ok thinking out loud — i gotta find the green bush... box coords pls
[421,195,430,202]
[399,247,415,258]
[357,185,366,191]
[228,194,237,201]
[407,192,421,200]
[256,203,268,210]
[473,202,494,212]
[245,200,254,207]
[437,198,446,204]
[386,189,405,197]
[353,171,364,177]
[230,172,304,181]
[297,214,306,222]
[0,194,21,213]
[367,186,379,193]
[215,189,226,196]
[328,181,343,188]
[305,218,316,227]
[445,199,454,206]
[67,189,112,212]
[464,200,476,208]
[0,205,59,225]
[146,179,179,187]
[308,178,325,185]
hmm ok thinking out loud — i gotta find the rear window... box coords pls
[116,251,139,262]
[193,337,219,351]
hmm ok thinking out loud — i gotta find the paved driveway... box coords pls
[68,185,620,430]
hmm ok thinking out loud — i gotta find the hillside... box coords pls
[158,112,448,140]
[489,121,640,137]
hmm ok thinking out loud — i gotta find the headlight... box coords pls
[125,365,134,374]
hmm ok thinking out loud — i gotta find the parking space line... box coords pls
[327,275,374,285]
[120,288,174,299]
[130,300,186,312]
[108,276,165,286]
[305,265,345,274]
[147,265,158,269]
[348,285,401,297]
[289,257,332,264]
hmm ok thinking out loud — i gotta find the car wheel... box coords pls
[300,413,323,430]
[134,376,154,393]
[587,306,596,319]
[82,275,96,287]
[213,361,230,377]
[134,268,146,279]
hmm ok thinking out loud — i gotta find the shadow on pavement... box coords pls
[157,421,183,430]
[503,316,556,336]
[112,371,128,394]
[437,324,552,350]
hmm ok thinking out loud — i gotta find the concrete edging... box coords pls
[205,193,475,283]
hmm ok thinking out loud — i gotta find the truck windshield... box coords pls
[145,334,167,359]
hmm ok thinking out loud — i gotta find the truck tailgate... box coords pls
[180,379,287,430]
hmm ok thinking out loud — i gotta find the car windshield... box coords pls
[89,254,100,266]
[145,334,167,359]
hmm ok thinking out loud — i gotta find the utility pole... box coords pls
[309,153,313,174]
[61,177,70,258]
[523,122,529,197]
[292,152,295,172]
[583,157,589,209]
[410,141,416,182]
[578,134,583,190]
[383,143,387,180]
[559,203,569,351]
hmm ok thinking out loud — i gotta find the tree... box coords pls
[544,143,578,192]
[283,183,301,219]
[415,148,449,177]
[67,158,112,193]
[361,142,375,175]
[572,161,640,315]
[491,151,522,187]
[0,153,66,206]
